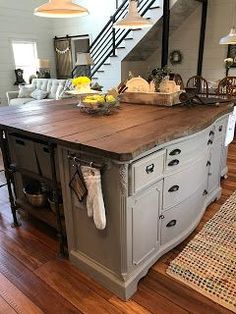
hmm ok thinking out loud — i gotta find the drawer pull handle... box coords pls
[43,147,50,153]
[203,190,208,196]
[146,164,155,174]
[169,149,181,156]
[166,220,177,228]
[168,185,179,193]
[206,161,211,167]
[219,125,223,132]
[209,131,215,136]
[15,139,25,146]
[207,139,213,145]
[168,159,179,167]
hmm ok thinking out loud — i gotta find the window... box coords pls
[12,41,38,83]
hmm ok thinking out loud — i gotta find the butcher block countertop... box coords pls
[0,98,233,161]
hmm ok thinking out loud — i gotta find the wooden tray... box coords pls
[120,91,182,106]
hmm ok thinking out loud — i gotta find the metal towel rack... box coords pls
[67,154,105,170]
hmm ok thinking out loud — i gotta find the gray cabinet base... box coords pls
[69,192,214,300]
[60,114,231,300]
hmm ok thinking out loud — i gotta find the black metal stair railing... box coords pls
[89,0,158,77]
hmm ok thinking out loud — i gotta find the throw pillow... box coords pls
[18,85,35,98]
[30,89,49,100]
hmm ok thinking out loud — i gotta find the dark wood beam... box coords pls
[197,0,208,76]
[161,0,170,68]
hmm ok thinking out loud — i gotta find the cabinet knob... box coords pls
[169,148,181,156]
[209,131,215,137]
[166,220,177,228]
[206,161,211,167]
[219,125,223,132]
[207,139,213,146]
[168,159,179,167]
[203,190,208,196]
[146,163,155,174]
[159,215,165,220]
[168,185,180,193]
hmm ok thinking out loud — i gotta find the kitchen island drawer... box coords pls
[130,150,165,194]
[8,135,38,173]
[163,154,208,210]
[160,187,204,248]
[165,129,209,173]
[35,144,60,182]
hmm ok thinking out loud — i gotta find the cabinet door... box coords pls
[132,182,162,266]
[208,138,222,193]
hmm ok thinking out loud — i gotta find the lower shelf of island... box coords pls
[16,198,66,233]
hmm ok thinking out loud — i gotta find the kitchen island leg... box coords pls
[0,129,21,227]
[49,143,66,257]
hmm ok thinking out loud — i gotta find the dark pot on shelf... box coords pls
[23,183,47,208]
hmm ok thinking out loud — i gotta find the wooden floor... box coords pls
[0,143,235,314]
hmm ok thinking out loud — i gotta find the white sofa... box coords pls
[6,78,67,106]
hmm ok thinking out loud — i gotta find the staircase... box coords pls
[90,0,199,91]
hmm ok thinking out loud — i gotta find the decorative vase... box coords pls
[159,77,178,93]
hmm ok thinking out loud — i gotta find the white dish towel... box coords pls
[81,166,106,230]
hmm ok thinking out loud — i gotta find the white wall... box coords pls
[52,0,117,39]
[136,0,236,84]
[202,0,236,81]
[0,0,55,105]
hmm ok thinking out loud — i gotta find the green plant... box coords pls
[148,65,172,91]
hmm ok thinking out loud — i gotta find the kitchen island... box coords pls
[0,98,234,300]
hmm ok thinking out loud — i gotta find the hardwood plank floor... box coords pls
[0,143,235,314]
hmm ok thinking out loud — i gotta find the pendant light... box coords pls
[114,0,153,29]
[34,0,89,18]
[219,2,236,44]
[219,27,236,45]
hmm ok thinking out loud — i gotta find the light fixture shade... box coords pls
[114,0,153,29]
[37,59,51,68]
[75,52,94,65]
[219,27,236,45]
[34,0,89,18]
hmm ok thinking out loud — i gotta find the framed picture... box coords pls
[227,44,236,67]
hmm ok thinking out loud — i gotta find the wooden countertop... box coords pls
[0,98,233,161]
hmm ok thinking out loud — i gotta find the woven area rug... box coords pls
[167,192,236,313]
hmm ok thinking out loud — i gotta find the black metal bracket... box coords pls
[0,129,21,227]
[49,143,66,258]
[161,0,170,68]
[197,0,208,76]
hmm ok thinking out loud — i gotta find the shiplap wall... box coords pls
[0,0,55,105]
